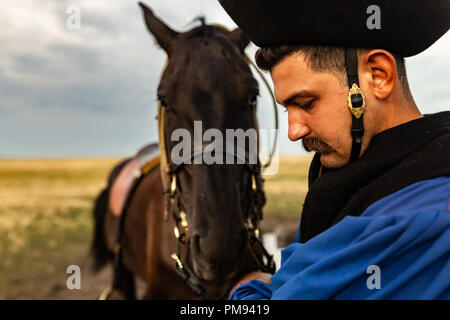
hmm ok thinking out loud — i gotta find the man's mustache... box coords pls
[302,137,334,154]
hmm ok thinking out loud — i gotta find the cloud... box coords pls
[406,33,450,113]
[0,1,448,157]
[0,0,240,157]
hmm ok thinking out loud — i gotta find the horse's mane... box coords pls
[185,16,220,39]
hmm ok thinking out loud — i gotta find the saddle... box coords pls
[109,143,161,217]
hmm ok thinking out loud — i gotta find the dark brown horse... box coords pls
[91,2,273,299]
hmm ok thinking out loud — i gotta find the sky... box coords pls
[0,0,449,157]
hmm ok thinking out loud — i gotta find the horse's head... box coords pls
[140,3,263,283]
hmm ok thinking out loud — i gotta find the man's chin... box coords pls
[319,151,347,169]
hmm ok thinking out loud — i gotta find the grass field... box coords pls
[0,156,311,299]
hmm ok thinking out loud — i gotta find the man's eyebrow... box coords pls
[279,90,313,106]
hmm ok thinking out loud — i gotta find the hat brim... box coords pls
[219,0,450,57]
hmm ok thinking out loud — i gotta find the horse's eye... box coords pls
[248,93,258,108]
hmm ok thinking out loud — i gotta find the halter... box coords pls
[158,53,279,299]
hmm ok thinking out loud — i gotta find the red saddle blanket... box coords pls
[109,143,160,217]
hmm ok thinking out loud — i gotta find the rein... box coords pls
[245,55,279,169]
[158,52,279,299]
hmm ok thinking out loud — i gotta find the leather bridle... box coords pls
[157,54,278,299]
[162,143,273,298]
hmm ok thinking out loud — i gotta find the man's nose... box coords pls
[288,109,311,141]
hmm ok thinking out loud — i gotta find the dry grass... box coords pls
[0,158,120,252]
[0,158,121,299]
[263,155,312,217]
[0,155,311,299]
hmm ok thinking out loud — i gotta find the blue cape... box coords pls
[230,177,450,300]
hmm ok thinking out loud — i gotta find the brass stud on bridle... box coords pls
[252,174,257,191]
[179,211,189,231]
[170,253,184,270]
[173,226,180,239]
[170,174,177,197]
[173,211,189,243]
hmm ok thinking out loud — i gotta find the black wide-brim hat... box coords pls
[219,0,450,57]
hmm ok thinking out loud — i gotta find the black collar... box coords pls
[300,111,450,243]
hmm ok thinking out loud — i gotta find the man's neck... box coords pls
[378,96,422,134]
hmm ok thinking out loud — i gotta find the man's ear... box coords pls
[360,49,397,100]
[138,2,179,56]
[228,28,250,54]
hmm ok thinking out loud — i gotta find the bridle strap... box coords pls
[169,144,259,174]
[245,55,279,169]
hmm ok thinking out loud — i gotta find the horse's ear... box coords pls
[138,2,179,56]
[228,28,250,54]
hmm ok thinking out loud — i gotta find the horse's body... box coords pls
[98,161,197,299]
[91,3,272,299]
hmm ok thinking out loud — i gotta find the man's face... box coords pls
[271,52,354,168]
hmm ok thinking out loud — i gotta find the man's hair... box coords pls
[255,45,412,97]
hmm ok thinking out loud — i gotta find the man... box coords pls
[218,0,450,299]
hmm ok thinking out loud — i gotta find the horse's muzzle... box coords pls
[190,230,247,281]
